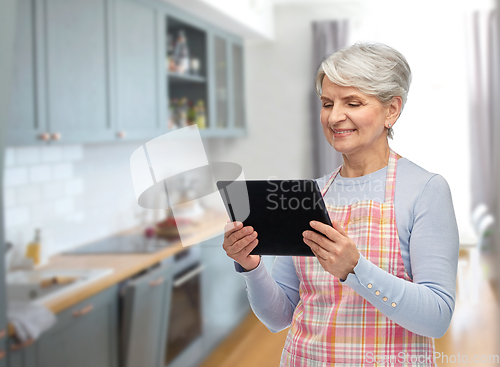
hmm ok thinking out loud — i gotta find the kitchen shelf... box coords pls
[168,72,206,84]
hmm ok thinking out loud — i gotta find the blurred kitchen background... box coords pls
[1,0,500,366]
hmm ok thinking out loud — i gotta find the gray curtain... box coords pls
[466,9,500,247]
[310,20,349,179]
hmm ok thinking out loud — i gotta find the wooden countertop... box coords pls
[8,211,228,337]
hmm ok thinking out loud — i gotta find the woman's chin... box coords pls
[331,139,355,153]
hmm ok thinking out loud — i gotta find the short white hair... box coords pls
[315,42,412,140]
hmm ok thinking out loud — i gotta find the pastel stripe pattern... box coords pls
[279,149,435,366]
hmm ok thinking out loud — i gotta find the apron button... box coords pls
[375,291,380,296]
[367,283,373,289]
[383,297,388,302]
[391,302,397,307]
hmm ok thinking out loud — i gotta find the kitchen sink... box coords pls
[7,268,113,304]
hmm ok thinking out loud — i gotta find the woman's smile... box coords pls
[332,128,357,137]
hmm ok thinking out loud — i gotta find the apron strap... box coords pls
[320,148,401,204]
[384,148,399,204]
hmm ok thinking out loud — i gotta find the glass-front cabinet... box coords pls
[214,36,228,130]
[163,6,246,138]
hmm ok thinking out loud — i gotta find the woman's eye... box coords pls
[348,103,360,107]
[322,104,332,108]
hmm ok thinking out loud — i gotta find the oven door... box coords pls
[165,262,205,365]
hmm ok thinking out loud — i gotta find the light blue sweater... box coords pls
[234,157,459,338]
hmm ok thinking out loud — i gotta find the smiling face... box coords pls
[320,77,399,157]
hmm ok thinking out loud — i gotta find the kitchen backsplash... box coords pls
[3,143,152,267]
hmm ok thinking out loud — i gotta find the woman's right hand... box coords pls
[223,221,260,271]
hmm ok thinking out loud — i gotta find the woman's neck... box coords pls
[340,145,397,178]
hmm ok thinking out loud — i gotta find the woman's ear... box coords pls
[387,96,403,125]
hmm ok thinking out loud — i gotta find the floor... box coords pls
[199,247,499,367]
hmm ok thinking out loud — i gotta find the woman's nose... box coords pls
[328,105,346,124]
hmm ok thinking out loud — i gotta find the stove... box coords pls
[63,234,177,254]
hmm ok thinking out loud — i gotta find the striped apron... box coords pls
[280,149,435,366]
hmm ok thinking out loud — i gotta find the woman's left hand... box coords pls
[303,220,360,280]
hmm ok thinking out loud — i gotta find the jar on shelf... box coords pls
[195,100,206,129]
[173,30,190,74]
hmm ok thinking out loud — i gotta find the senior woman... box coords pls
[222,42,459,366]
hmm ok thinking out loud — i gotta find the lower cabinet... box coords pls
[8,286,119,367]
[120,260,173,367]
[200,235,250,354]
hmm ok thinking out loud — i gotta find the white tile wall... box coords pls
[41,146,63,163]
[5,207,30,227]
[4,167,28,187]
[4,188,16,208]
[16,147,39,165]
[3,143,144,265]
[52,163,73,180]
[28,165,52,183]
[17,185,42,205]
[4,149,15,167]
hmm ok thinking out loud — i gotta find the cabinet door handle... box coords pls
[39,132,50,141]
[149,276,164,287]
[10,339,33,351]
[51,132,62,141]
[73,304,93,317]
[173,265,205,288]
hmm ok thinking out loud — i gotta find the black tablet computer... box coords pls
[216,179,332,256]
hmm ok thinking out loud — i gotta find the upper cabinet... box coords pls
[8,0,44,145]
[44,0,114,143]
[7,0,246,146]
[114,0,165,141]
[164,8,246,137]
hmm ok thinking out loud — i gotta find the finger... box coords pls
[303,230,333,251]
[231,232,258,255]
[224,221,243,239]
[304,238,327,261]
[228,226,255,247]
[310,221,341,242]
[239,237,259,257]
[331,220,348,237]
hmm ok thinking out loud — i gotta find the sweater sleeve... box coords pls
[234,256,300,333]
[341,174,459,338]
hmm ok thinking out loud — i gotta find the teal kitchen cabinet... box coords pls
[8,0,115,145]
[7,339,35,367]
[7,286,119,367]
[120,260,173,367]
[230,41,246,132]
[204,31,246,137]
[113,0,167,142]
[7,0,46,145]
[163,4,247,138]
[40,0,115,144]
[7,0,247,146]
[200,235,250,352]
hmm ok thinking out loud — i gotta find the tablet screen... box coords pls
[217,180,332,256]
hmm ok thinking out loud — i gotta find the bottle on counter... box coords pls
[173,30,190,74]
[25,228,41,266]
